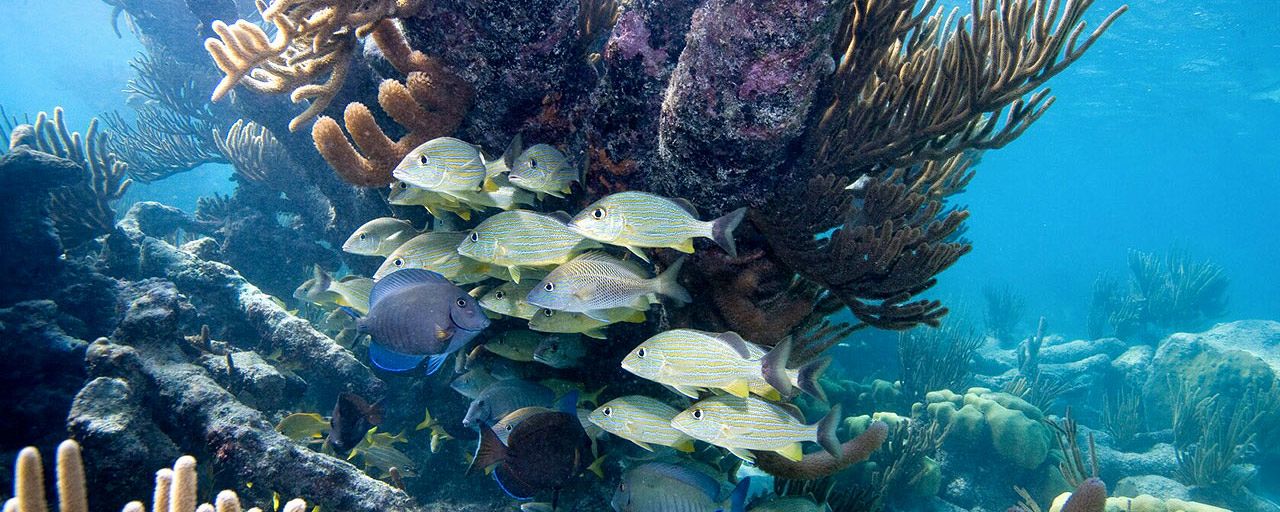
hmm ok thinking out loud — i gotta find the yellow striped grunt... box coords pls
[342,217,419,257]
[477,280,541,320]
[392,137,488,193]
[527,307,644,339]
[457,210,601,283]
[588,395,695,452]
[525,252,690,319]
[568,191,747,261]
[670,396,842,463]
[293,265,374,314]
[503,135,579,198]
[610,462,750,512]
[621,330,829,401]
[387,180,474,220]
[373,231,491,283]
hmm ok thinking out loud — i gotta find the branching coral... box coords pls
[757,170,971,331]
[898,324,983,402]
[1126,248,1229,333]
[214,119,288,182]
[307,17,471,187]
[1171,380,1278,494]
[983,285,1026,346]
[2,439,306,512]
[811,0,1127,174]
[204,0,429,131]
[10,108,133,247]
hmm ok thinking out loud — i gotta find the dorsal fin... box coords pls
[775,402,807,423]
[545,211,573,224]
[370,268,450,307]
[503,133,524,170]
[669,197,700,217]
[707,331,751,359]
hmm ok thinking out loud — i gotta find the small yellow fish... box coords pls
[568,191,747,261]
[415,407,454,453]
[293,266,374,314]
[502,135,579,198]
[392,137,488,193]
[275,413,330,442]
[347,427,415,477]
[589,396,696,452]
[374,231,491,283]
[477,280,541,320]
[670,396,842,463]
[342,217,419,256]
[527,307,644,339]
[456,210,601,283]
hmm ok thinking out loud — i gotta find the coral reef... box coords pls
[920,387,1055,471]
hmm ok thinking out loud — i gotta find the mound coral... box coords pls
[920,387,1054,470]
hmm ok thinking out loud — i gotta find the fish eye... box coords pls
[418,154,429,165]
[398,182,408,189]
[470,231,479,242]
[636,348,646,358]
[602,407,612,416]
[358,233,367,240]
[542,309,554,317]
[544,282,554,292]
[529,158,538,168]
[547,343,558,352]
[591,208,605,220]
[393,258,403,267]
[494,291,505,299]
[456,298,468,307]
[692,409,703,420]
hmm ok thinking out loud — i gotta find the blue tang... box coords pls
[355,268,490,374]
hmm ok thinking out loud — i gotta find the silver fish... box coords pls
[525,252,689,320]
[670,396,842,463]
[342,217,418,256]
[568,191,747,261]
[392,137,487,192]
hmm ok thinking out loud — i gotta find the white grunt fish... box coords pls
[568,191,747,261]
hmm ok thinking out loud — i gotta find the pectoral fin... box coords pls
[672,439,696,453]
[624,245,651,263]
[728,448,755,463]
[630,439,655,452]
[672,385,702,399]
[508,266,522,283]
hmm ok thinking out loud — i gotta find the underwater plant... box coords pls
[897,323,983,403]
[1126,248,1229,335]
[984,285,1027,347]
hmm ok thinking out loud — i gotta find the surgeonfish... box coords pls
[373,231,491,283]
[588,395,696,453]
[456,210,601,283]
[328,391,384,454]
[568,191,747,261]
[610,462,750,512]
[477,280,542,320]
[525,252,690,320]
[467,398,592,500]
[293,265,374,314]
[392,137,489,193]
[670,395,843,463]
[532,333,587,369]
[503,134,579,198]
[621,331,829,401]
[462,379,555,429]
[353,269,491,375]
[492,393,579,444]
[342,217,419,256]
[528,307,645,339]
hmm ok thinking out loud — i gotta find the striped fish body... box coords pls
[343,217,418,256]
[508,144,577,197]
[387,181,476,220]
[526,252,688,313]
[456,210,600,280]
[478,280,540,320]
[671,395,817,460]
[447,183,535,211]
[589,396,695,452]
[747,497,824,512]
[483,330,543,362]
[611,462,727,512]
[329,276,374,314]
[527,307,644,339]
[392,137,487,192]
[375,231,490,283]
[569,192,710,252]
[621,329,778,400]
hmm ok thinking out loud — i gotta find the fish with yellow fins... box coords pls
[374,231,495,283]
[528,307,644,339]
[502,134,580,199]
[392,137,491,193]
[455,209,601,283]
[588,395,696,453]
[387,180,476,221]
[621,330,829,401]
[477,280,542,320]
[568,191,747,261]
[671,396,842,463]
[525,252,689,321]
[293,265,374,314]
[342,217,419,257]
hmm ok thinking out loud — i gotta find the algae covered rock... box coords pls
[920,387,1053,470]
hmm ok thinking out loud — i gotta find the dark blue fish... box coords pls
[462,379,555,429]
[354,269,490,374]
[468,393,590,505]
